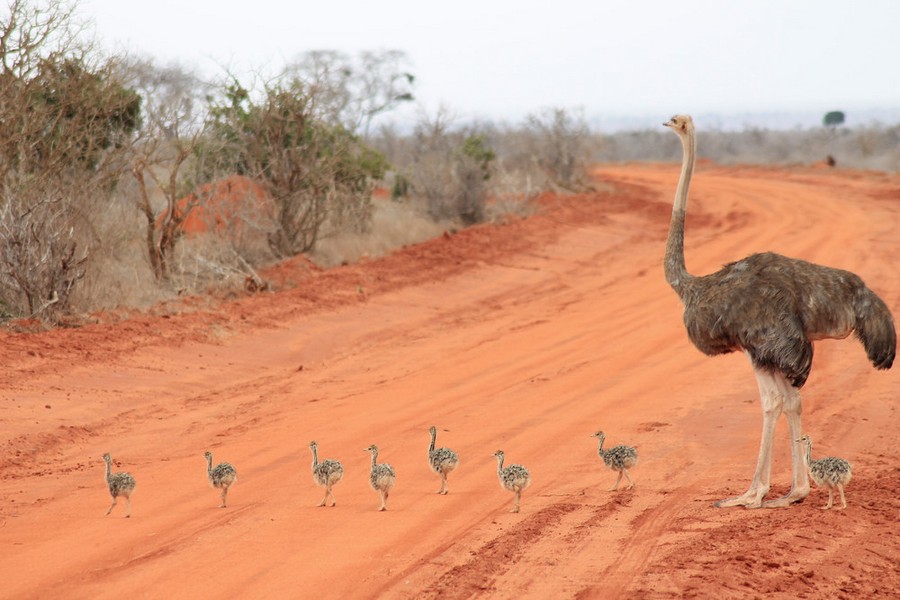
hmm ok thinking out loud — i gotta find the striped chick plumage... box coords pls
[799,435,852,510]
[204,451,237,508]
[102,453,136,517]
[310,440,344,507]
[366,444,395,511]
[428,426,459,494]
[593,431,638,491]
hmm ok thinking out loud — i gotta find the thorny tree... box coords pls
[0,0,139,321]
[206,78,387,258]
[125,58,213,281]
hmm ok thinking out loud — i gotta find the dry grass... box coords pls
[310,198,452,268]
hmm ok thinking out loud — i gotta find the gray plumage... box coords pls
[365,444,395,511]
[493,450,531,513]
[799,435,852,510]
[592,431,638,491]
[309,440,344,507]
[662,114,895,509]
[428,426,459,495]
[102,453,136,517]
[204,450,237,508]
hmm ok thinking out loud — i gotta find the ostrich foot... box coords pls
[762,484,810,508]
[715,486,768,508]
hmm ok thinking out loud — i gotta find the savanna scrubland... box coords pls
[2,1,899,598]
[2,0,898,327]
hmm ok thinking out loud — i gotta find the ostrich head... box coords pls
[365,444,379,454]
[102,452,112,463]
[203,451,212,461]
[428,425,437,436]
[663,114,694,136]
[493,450,505,461]
[309,440,317,449]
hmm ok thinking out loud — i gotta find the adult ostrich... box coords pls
[662,114,895,508]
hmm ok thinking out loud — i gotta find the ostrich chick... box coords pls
[493,450,531,513]
[309,440,344,507]
[592,431,638,491]
[365,444,396,511]
[798,435,852,510]
[428,426,460,494]
[204,451,237,508]
[102,453,136,518]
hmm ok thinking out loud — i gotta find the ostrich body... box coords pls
[798,435,852,510]
[204,451,237,508]
[592,431,638,491]
[309,441,344,507]
[365,444,395,511]
[663,114,895,508]
[428,426,460,494]
[102,453,136,517]
[493,450,531,513]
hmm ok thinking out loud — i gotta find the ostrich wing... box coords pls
[679,251,886,388]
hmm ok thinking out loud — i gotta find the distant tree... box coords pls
[404,109,495,224]
[524,107,591,190]
[823,111,845,128]
[284,50,414,139]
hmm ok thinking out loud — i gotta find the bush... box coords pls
[0,1,138,321]
[401,111,497,224]
[203,79,387,257]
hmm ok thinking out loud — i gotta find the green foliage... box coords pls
[460,135,496,181]
[0,1,140,321]
[391,173,410,200]
[823,111,845,127]
[2,59,140,173]
[202,77,388,256]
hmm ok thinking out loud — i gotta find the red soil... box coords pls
[177,175,272,236]
[2,164,899,599]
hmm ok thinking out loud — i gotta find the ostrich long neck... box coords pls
[370,450,378,470]
[664,127,697,295]
[206,454,213,473]
[802,439,812,467]
[596,435,606,455]
[496,455,504,475]
[311,445,319,468]
[104,458,111,482]
[429,430,436,453]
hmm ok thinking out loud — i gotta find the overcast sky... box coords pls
[80,0,900,129]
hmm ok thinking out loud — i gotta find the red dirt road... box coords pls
[2,164,898,599]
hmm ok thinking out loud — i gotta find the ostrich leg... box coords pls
[716,363,782,508]
[764,374,810,508]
